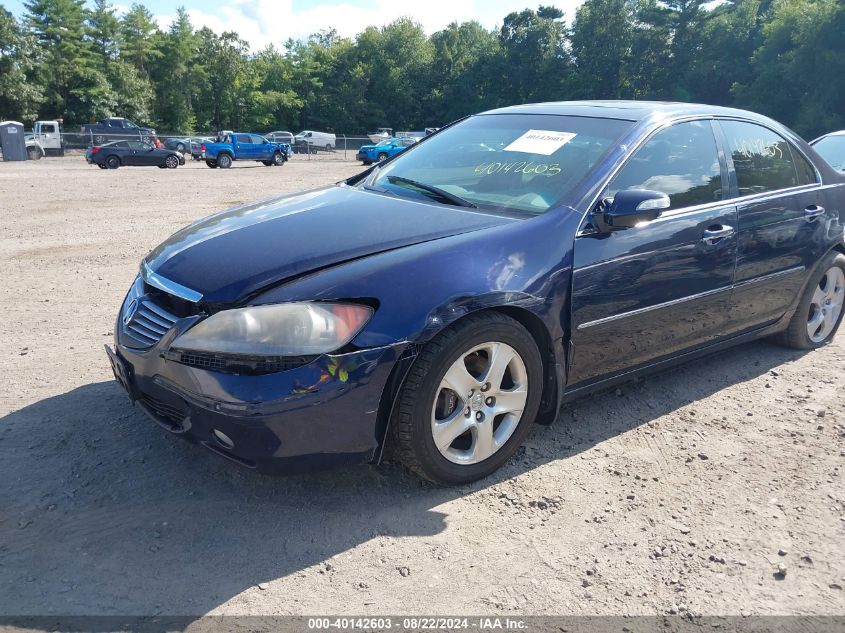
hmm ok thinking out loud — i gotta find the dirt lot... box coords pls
[1,156,843,618]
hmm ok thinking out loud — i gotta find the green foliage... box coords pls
[733,0,845,138]
[0,7,43,120]
[0,1,841,137]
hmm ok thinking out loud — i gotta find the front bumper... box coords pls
[107,310,405,474]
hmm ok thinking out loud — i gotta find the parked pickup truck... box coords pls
[203,132,290,168]
[80,117,156,145]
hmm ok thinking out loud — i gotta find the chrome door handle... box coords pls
[702,225,734,244]
[804,205,825,221]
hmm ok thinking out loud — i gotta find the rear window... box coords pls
[365,114,633,214]
[812,135,845,172]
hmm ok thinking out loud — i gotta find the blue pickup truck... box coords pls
[203,133,291,168]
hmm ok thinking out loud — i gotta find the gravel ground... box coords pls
[1,156,844,617]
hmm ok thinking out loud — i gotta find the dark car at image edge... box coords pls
[106,101,845,485]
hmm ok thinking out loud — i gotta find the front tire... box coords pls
[217,154,232,169]
[273,151,285,166]
[377,152,389,162]
[392,312,543,485]
[165,155,179,169]
[776,251,845,349]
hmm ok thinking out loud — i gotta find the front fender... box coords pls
[252,207,579,354]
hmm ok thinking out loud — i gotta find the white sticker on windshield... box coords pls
[504,130,576,155]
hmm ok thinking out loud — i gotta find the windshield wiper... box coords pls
[386,175,476,208]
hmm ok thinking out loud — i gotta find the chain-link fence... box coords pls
[15,128,382,165]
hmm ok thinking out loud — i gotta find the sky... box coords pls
[4,0,587,50]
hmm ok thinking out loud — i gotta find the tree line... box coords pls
[0,0,843,138]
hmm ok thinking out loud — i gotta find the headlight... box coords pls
[171,302,373,356]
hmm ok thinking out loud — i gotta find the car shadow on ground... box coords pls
[0,338,806,619]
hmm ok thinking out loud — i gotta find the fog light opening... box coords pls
[211,429,235,450]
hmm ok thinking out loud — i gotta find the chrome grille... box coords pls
[124,298,178,348]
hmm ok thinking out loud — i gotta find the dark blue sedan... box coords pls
[106,101,845,484]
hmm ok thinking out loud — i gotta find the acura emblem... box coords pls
[123,299,138,325]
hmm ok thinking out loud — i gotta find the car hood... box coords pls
[144,185,515,304]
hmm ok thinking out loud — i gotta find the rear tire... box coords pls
[105,155,120,169]
[176,143,186,152]
[206,160,218,168]
[27,147,43,160]
[391,312,543,485]
[217,154,232,169]
[775,251,845,349]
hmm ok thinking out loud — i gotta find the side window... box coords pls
[607,120,723,211]
[719,120,802,195]
[790,146,817,185]
[41,124,56,133]
[236,134,251,143]
[251,135,265,144]
[127,141,145,150]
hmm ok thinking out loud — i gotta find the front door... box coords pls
[569,119,737,387]
[716,119,832,332]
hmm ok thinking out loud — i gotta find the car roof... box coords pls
[811,130,845,144]
[481,100,772,124]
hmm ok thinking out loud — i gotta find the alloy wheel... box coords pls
[807,265,845,342]
[431,342,528,465]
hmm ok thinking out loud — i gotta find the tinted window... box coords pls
[607,120,723,210]
[366,114,634,214]
[236,134,251,143]
[111,141,129,148]
[127,141,149,150]
[41,124,55,133]
[720,120,801,195]
[791,146,817,184]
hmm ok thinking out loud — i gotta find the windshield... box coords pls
[363,114,633,214]
[813,135,845,171]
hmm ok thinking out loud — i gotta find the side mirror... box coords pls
[603,189,670,229]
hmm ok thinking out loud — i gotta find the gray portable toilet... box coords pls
[0,121,27,161]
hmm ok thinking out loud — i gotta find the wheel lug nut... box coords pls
[481,383,490,392]
[475,411,484,421]
[464,408,471,417]
[485,397,495,406]
[468,389,474,396]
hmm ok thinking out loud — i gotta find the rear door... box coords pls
[716,119,830,332]
[569,119,737,387]
[235,134,253,159]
